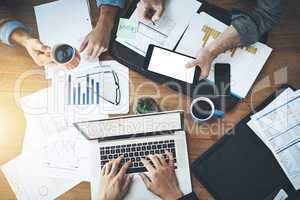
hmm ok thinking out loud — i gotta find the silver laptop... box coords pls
[74,110,192,200]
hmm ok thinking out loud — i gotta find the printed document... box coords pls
[116,0,201,56]
[1,155,81,200]
[67,61,129,114]
[273,189,288,200]
[176,12,273,98]
[21,88,108,181]
[247,88,300,190]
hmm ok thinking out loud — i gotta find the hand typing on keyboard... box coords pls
[139,151,184,200]
[100,140,177,173]
[99,156,133,200]
[98,151,183,200]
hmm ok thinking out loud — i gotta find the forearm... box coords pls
[10,28,32,47]
[96,5,119,31]
[0,19,32,46]
[206,25,242,58]
[231,0,285,45]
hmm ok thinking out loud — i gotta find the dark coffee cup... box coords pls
[51,43,80,69]
[190,97,224,123]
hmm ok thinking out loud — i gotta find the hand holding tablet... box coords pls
[144,45,201,84]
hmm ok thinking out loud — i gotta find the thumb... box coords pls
[32,40,47,52]
[152,6,164,21]
[199,65,210,79]
[185,60,199,69]
[41,45,51,54]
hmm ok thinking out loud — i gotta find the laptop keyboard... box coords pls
[100,139,177,173]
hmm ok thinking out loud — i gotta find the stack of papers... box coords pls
[1,61,129,199]
[116,0,201,56]
[1,86,108,199]
[176,12,273,98]
[247,87,300,190]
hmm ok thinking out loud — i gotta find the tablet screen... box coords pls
[148,47,196,84]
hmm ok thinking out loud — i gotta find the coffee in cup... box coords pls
[51,44,80,69]
[190,97,224,123]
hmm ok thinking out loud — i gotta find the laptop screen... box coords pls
[74,111,183,140]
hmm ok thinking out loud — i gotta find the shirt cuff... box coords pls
[0,20,31,46]
[231,10,260,46]
[178,192,199,200]
[96,0,124,8]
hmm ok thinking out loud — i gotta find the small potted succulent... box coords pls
[134,96,160,114]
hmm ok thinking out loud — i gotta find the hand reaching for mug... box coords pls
[139,152,184,200]
[11,29,54,66]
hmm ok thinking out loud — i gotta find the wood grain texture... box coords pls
[0,0,299,199]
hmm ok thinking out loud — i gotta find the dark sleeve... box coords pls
[178,192,199,200]
[231,0,285,46]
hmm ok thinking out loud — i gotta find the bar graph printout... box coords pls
[68,72,104,106]
[176,12,272,98]
[66,61,129,114]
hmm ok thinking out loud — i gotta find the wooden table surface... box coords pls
[0,0,299,199]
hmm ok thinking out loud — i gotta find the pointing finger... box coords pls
[141,158,155,172]
[118,161,130,177]
[110,155,124,176]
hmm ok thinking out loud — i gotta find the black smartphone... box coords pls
[214,63,231,96]
[144,45,201,85]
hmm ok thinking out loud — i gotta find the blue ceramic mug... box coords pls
[190,97,224,123]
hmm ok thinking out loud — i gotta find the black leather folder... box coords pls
[191,84,300,200]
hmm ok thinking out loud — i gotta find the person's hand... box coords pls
[137,0,165,22]
[80,6,118,59]
[10,29,54,66]
[79,22,111,59]
[23,38,53,66]
[185,46,218,79]
[139,152,183,200]
[99,156,133,200]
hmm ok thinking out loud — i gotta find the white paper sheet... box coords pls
[1,155,81,200]
[251,89,300,120]
[273,189,288,200]
[176,12,273,98]
[247,88,300,190]
[66,60,129,114]
[23,121,93,181]
[21,88,108,181]
[116,0,201,56]
[34,0,99,79]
